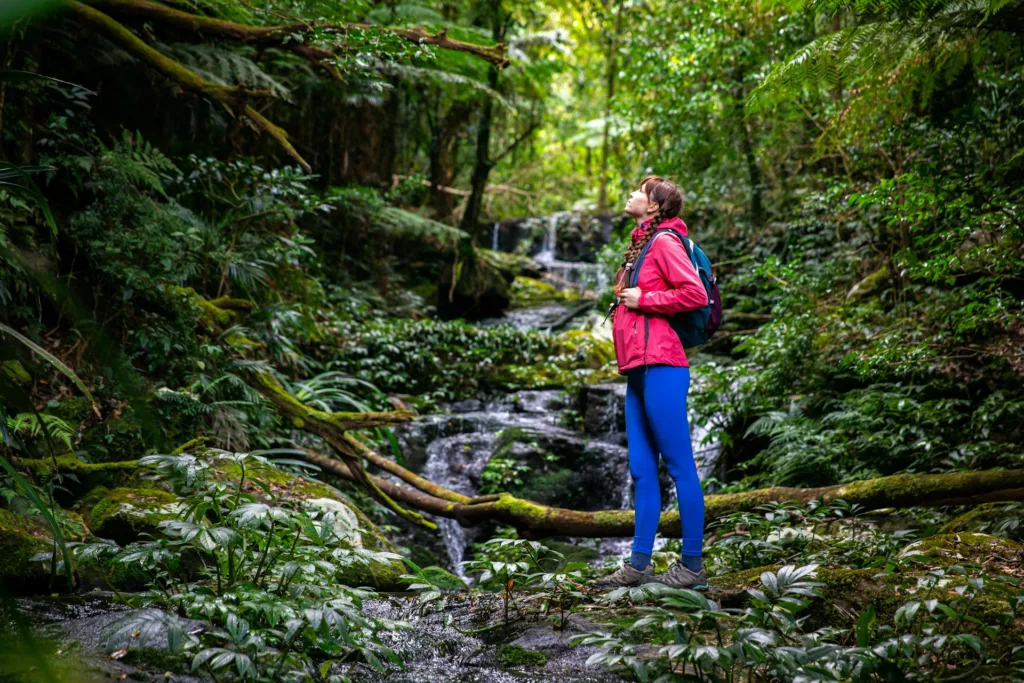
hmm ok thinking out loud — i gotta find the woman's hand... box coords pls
[621,287,642,309]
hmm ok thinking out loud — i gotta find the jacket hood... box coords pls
[630,216,689,240]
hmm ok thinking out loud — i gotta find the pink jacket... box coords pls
[612,217,709,374]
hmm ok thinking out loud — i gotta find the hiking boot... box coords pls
[648,562,708,590]
[595,560,654,588]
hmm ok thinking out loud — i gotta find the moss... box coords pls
[495,644,547,667]
[898,532,1022,565]
[167,285,237,330]
[940,504,1022,536]
[509,276,580,308]
[1,359,31,384]
[558,329,615,368]
[421,566,467,590]
[86,487,178,544]
[18,456,138,493]
[0,508,89,593]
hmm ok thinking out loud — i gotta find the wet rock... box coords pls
[15,593,208,682]
[352,593,619,682]
[575,383,626,445]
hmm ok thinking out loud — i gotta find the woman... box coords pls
[596,176,709,590]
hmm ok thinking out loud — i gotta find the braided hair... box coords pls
[619,175,684,275]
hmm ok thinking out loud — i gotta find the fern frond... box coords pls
[749,0,1001,112]
[161,43,291,102]
[101,130,179,196]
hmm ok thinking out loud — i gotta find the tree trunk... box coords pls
[459,0,504,236]
[303,447,1024,536]
[733,68,764,226]
[598,0,623,212]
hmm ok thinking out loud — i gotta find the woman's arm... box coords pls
[636,236,708,314]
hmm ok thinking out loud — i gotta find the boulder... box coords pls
[83,487,180,546]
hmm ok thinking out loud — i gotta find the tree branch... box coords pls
[491,120,539,163]
[83,0,510,68]
[64,0,312,172]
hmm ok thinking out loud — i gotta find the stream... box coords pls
[7,213,723,683]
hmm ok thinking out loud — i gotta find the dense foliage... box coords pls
[1,0,1023,681]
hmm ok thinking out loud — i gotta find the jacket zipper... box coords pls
[643,314,650,372]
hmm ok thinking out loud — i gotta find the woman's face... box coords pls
[624,186,655,219]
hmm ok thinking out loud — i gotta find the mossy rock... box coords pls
[940,504,1023,538]
[165,285,251,331]
[898,532,1022,566]
[558,329,615,368]
[84,486,180,545]
[0,507,89,594]
[211,460,406,590]
[437,245,513,321]
[495,644,547,667]
[420,565,466,591]
[509,276,581,309]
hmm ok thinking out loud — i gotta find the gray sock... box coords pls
[682,555,703,572]
[629,551,651,571]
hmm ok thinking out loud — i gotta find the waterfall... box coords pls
[491,222,499,251]
[535,214,558,263]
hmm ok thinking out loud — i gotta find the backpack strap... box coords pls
[628,229,695,288]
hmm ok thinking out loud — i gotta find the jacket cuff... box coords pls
[638,291,648,309]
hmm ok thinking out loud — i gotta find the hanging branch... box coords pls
[251,371,437,529]
[65,0,313,172]
[82,0,511,69]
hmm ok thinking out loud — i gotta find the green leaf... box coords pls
[0,323,100,418]
[856,605,875,647]
[0,455,74,590]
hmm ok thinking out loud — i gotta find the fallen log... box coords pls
[248,374,1024,536]
[302,448,1024,536]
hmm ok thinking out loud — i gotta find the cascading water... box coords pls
[531,212,608,294]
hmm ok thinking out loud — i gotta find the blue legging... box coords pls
[626,365,704,557]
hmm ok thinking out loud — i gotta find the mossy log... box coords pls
[287,446,1024,538]
[249,373,1024,535]
[252,372,437,529]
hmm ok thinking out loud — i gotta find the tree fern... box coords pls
[749,0,1016,111]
